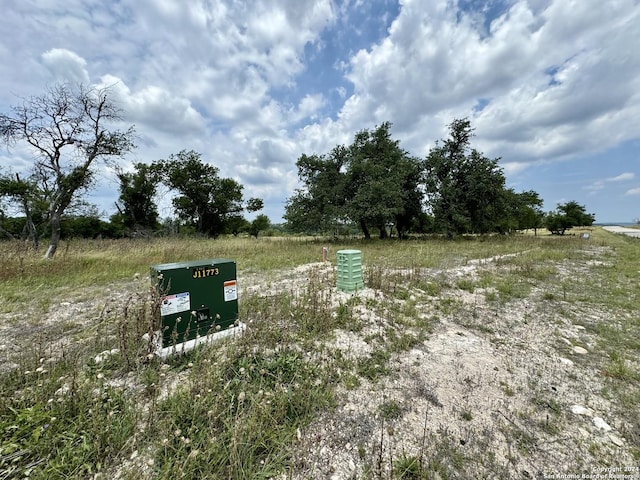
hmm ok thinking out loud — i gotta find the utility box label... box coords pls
[160,292,190,316]
[224,280,238,302]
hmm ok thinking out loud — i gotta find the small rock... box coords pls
[575,325,586,330]
[570,405,593,416]
[348,459,356,471]
[592,417,612,431]
[560,337,573,346]
[559,357,574,366]
[573,346,588,355]
[608,434,624,447]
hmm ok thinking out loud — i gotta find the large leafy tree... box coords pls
[284,145,350,234]
[285,123,424,238]
[0,83,135,258]
[346,122,423,239]
[545,201,595,235]
[113,162,160,233]
[248,214,271,238]
[154,150,246,237]
[497,189,545,234]
[425,118,507,237]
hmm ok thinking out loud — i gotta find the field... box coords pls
[0,230,639,479]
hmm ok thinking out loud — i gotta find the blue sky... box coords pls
[1,0,639,224]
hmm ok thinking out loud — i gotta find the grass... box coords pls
[0,228,639,478]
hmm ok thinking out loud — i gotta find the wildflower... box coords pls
[97,373,104,380]
[161,438,169,446]
[174,429,182,437]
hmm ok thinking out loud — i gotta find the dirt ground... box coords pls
[1,243,637,478]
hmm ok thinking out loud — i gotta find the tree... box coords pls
[248,214,270,237]
[424,118,507,237]
[501,189,545,234]
[0,83,135,258]
[154,150,245,237]
[284,146,350,234]
[113,162,160,234]
[545,201,595,235]
[346,122,423,239]
[0,172,46,248]
[284,123,424,239]
[245,197,264,213]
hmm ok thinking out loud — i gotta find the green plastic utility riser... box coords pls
[150,259,239,348]
[336,249,364,292]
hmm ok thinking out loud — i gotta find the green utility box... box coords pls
[336,249,364,292]
[151,259,239,348]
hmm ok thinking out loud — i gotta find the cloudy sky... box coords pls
[1,0,639,224]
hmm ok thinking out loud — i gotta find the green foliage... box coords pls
[153,150,244,237]
[501,189,545,233]
[113,163,160,232]
[545,201,596,235]
[346,122,423,239]
[284,145,350,234]
[285,123,423,238]
[425,118,509,236]
[248,214,271,238]
[393,455,426,479]
[0,365,137,479]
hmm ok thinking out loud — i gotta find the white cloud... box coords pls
[95,74,205,135]
[324,0,640,166]
[502,162,530,176]
[586,172,636,194]
[609,172,635,182]
[3,0,640,223]
[625,187,640,196]
[41,48,90,84]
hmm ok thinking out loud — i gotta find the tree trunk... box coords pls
[360,219,370,239]
[44,212,61,259]
[378,224,388,239]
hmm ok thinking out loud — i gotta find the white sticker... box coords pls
[160,292,190,316]
[224,280,237,302]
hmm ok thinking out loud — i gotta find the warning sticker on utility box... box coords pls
[223,280,238,302]
[160,292,190,316]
